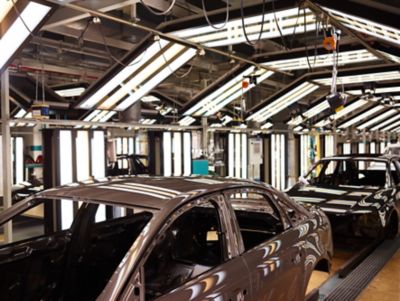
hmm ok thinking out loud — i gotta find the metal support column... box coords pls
[1,69,12,243]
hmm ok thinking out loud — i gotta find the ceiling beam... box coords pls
[44,25,135,51]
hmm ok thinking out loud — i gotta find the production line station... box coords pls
[0,0,399,300]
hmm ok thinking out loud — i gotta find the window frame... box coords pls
[136,193,232,300]
[222,187,291,254]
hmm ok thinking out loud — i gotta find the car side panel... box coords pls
[154,256,251,301]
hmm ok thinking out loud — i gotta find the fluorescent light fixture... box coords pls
[241,134,247,179]
[83,109,116,122]
[15,137,24,184]
[178,116,196,126]
[0,1,14,22]
[271,134,286,190]
[370,142,376,154]
[357,109,397,130]
[261,122,273,129]
[59,130,73,185]
[343,143,351,155]
[0,1,51,71]
[185,66,273,116]
[221,115,233,125]
[140,118,156,125]
[173,8,316,47]
[14,108,27,118]
[300,135,310,176]
[339,105,385,128]
[248,82,319,123]
[371,114,400,131]
[79,39,196,111]
[55,87,85,97]
[288,100,329,126]
[173,132,182,176]
[315,99,368,127]
[324,7,400,46]
[325,134,335,157]
[141,95,160,103]
[381,119,400,131]
[235,133,241,178]
[91,131,105,178]
[314,71,400,86]
[183,132,191,176]
[76,131,90,182]
[294,126,303,131]
[347,86,400,95]
[128,137,135,154]
[265,50,377,71]
[163,132,172,176]
[228,133,234,177]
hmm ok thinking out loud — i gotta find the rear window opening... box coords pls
[306,159,395,188]
[0,198,153,301]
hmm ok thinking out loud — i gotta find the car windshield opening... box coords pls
[0,198,153,301]
[306,159,388,188]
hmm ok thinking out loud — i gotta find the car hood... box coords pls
[287,184,389,214]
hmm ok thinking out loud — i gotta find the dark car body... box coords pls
[0,177,332,301]
[287,154,400,238]
[107,154,149,176]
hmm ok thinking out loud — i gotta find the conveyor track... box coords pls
[318,236,400,301]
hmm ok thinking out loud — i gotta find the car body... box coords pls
[383,143,400,156]
[0,177,332,301]
[107,154,149,176]
[287,154,400,238]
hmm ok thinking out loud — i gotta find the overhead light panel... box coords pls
[83,110,116,122]
[185,66,273,116]
[55,87,85,97]
[315,99,368,127]
[265,50,378,71]
[381,119,400,132]
[247,82,319,123]
[288,100,330,126]
[79,39,196,111]
[370,114,400,131]
[261,122,273,129]
[173,8,316,47]
[357,109,397,130]
[339,105,385,128]
[324,7,400,46]
[314,71,400,86]
[140,118,156,125]
[141,95,160,103]
[178,116,196,126]
[347,86,400,95]
[0,1,52,71]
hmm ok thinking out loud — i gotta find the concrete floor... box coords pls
[357,250,400,301]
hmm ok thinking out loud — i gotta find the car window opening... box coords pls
[0,198,152,301]
[144,203,225,300]
[226,191,284,251]
[307,159,389,188]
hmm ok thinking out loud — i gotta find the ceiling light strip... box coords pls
[357,109,397,130]
[339,105,385,128]
[248,82,319,123]
[370,114,400,131]
[323,7,400,46]
[314,71,400,86]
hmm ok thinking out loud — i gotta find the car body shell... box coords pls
[0,177,332,301]
[287,155,400,238]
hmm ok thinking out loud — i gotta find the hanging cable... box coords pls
[156,39,194,79]
[201,0,229,30]
[289,8,301,49]
[11,0,34,37]
[303,8,313,70]
[271,0,287,50]
[139,0,177,16]
[240,0,266,46]
[97,19,148,68]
